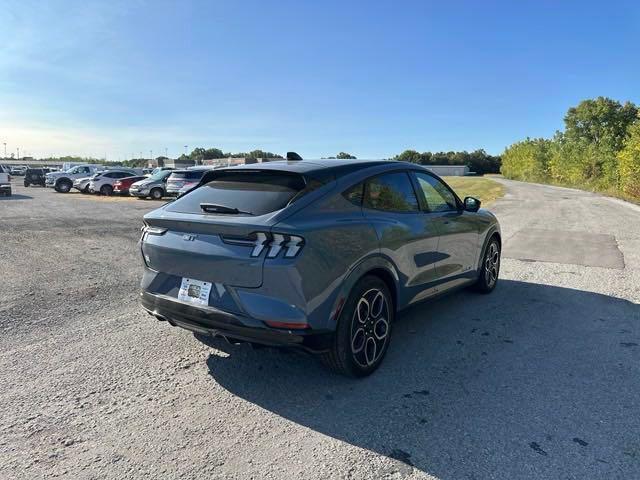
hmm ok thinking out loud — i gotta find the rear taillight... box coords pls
[221,232,305,258]
[114,181,122,186]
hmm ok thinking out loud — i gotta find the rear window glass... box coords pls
[170,171,205,180]
[167,171,307,216]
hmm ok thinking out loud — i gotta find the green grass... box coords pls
[443,176,505,205]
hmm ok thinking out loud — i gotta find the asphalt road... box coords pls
[0,178,639,479]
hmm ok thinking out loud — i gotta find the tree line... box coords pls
[393,149,501,174]
[501,97,640,199]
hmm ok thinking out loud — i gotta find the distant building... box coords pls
[425,165,470,176]
[149,158,195,169]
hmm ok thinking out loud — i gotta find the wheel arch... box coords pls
[330,256,401,325]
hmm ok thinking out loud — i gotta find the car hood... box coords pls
[46,172,67,179]
[131,179,156,187]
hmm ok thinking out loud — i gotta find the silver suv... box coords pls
[139,160,501,376]
[129,169,174,200]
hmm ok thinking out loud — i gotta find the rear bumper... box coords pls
[0,184,11,193]
[140,291,332,353]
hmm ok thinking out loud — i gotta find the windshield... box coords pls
[169,171,205,181]
[149,170,172,181]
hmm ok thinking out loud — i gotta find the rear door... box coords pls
[411,171,479,287]
[361,171,441,300]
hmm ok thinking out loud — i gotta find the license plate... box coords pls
[177,278,212,306]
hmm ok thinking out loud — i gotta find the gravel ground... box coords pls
[0,177,639,479]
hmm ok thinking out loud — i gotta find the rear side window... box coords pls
[364,172,419,212]
[167,171,307,216]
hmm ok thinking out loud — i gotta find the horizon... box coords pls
[2,0,639,160]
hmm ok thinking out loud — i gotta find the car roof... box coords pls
[215,159,418,180]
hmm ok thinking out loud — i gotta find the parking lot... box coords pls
[1,177,639,479]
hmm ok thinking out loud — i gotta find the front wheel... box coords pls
[150,188,163,200]
[321,275,393,377]
[100,184,113,196]
[473,237,501,293]
[55,180,72,193]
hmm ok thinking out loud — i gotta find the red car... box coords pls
[113,176,146,195]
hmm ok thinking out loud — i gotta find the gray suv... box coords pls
[139,160,501,376]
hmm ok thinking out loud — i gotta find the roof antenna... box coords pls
[286,152,303,161]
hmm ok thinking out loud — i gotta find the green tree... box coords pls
[336,152,357,159]
[618,121,640,198]
[500,138,553,182]
[564,97,638,152]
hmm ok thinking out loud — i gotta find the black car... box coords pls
[24,168,52,187]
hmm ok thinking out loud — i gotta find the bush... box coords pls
[618,122,640,198]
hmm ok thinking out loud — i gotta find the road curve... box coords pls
[0,179,639,480]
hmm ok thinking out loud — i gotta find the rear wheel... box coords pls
[100,184,113,196]
[321,275,393,377]
[150,188,163,200]
[473,237,500,293]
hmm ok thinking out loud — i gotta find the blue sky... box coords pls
[1,0,639,160]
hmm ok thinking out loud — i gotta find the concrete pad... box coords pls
[505,228,624,269]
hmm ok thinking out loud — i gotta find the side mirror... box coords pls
[464,196,481,212]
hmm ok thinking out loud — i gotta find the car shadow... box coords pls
[0,194,32,200]
[204,280,640,479]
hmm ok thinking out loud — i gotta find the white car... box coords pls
[89,170,139,195]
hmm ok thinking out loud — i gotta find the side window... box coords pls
[414,173,458,212]
[81,167,90,174]
[116,172,130,178]
[343,182,364,206]
[364,172,419,213]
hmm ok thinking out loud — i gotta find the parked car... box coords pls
[10,166,27,176]
[113,176,146,195]
[73,176,95,193]
[165,167,214,197]
[89,170,140,195]
[139,159,501,377]
[46,165,105,193]
[0,170,11,196]
[23,168,53,187]
[129,169,173,200]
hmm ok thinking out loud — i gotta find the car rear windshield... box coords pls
[169,171,206,181]
[167,170,307,216]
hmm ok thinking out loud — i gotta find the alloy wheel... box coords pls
[484,241,500,288]
[350,288,390,367]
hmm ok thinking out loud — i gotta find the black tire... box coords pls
[472,236,501,293]
[150,188,163,200]
[100,184,113,196]
[321,275,394,377]
[82,184,90,194]
[24,182,29,187]
[55,179,72,193]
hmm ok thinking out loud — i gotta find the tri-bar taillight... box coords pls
[221,232,305,259]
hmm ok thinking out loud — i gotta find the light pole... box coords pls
[3,142,6,159]
[17,147,20,161]
[184,145,188,157]
[165,147,168,158]
[150,150,153,161]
